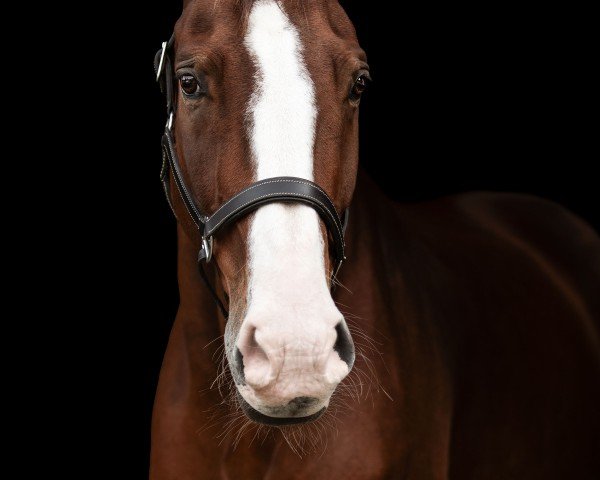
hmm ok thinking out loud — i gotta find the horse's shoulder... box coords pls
[406,191,600,308]
[446,191,599,253]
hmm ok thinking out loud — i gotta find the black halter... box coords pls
[155,36,348,318]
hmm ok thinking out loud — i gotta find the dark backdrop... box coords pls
[102,1,597,477]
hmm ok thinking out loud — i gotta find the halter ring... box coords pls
[202,237,213,263]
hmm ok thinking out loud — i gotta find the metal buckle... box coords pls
[156,41,168,81]
[202,236,213,262]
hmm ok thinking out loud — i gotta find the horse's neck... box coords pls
[151,226,248,478]
[159,224,225,394]
[338,171,412,337]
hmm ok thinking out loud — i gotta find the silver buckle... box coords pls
[156,41,168,81]
[166,112,174,131]
[202,237,213,262]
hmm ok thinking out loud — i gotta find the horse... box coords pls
[150,1,600,478]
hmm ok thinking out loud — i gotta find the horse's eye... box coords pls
[180,75,200,96]
[350,74,370,102]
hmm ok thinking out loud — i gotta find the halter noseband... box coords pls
[155,35,348,318]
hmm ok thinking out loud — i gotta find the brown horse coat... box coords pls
[151,172,600,479]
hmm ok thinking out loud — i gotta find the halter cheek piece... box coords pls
[155,35,348,318]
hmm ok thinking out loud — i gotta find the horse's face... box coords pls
[172,0,367,425]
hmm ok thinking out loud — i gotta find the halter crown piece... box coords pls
[154,35,348,318]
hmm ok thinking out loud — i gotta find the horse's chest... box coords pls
[220,422,395,480]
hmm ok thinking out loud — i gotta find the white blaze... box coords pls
[244,0,334,311]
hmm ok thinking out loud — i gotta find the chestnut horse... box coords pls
[151,0,600,478]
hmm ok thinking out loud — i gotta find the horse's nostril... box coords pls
[334,321,355,368]
[288,396,318,407]
[234,347,245,385]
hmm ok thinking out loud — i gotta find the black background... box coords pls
[88,1,597,477]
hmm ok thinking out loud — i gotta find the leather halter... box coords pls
[155,35,348,318]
